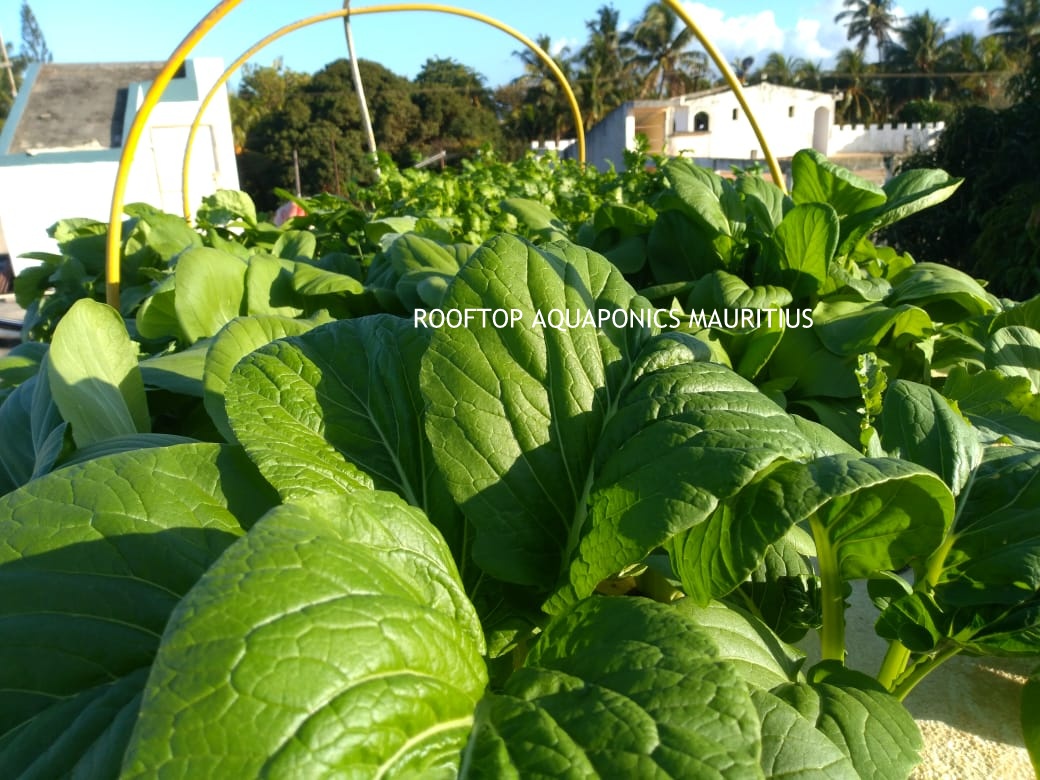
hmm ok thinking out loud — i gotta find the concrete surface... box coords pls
[801,582,1035,779]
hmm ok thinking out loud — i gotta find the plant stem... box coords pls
[891,643,962,700]
[879,472,968,690]
[877,640,912,691]
[809,515,845,662]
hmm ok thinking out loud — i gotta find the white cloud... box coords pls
[676,0,996,71]
[550,36,577,58]
[681,3,785,55]
[794,19,834,60]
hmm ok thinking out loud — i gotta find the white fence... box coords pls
[829,122,945,154]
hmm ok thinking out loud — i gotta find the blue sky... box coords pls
[3,0,995,88]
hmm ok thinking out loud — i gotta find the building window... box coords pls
[732,108,738,120]
[694,111,710,132]
[788,106,795,118]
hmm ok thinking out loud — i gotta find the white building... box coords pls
[0,58,239,275]
[566,82,943,175]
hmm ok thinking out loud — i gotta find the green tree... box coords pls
[576,4,637,128]
[759,52,805,86]
[829,47,881,123]
[624,1,711,98]
[989,0,1040,54]
[509,34,576,143]
[835,0,898,63]
[943,33,1012,106]
[885,11,949,103]
[19,1,51,63]
[795,60,825,90]
[230,59,311,150]
[412,57,503,155]
[242,59,420,209]
[0,39,27,132]
[883,46,1040,298]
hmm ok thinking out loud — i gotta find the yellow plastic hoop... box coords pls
[106,0,786,308]
[181,5,585,222]
[662,0,785,189]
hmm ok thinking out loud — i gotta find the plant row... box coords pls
[0,150,1038,777]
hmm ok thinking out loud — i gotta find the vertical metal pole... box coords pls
[343,0,380,179]
[292,147,301,196]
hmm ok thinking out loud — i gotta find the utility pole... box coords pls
[343,0,380,180]
[0,26,17,100]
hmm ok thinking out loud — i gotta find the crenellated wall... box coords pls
[829,121,945,154]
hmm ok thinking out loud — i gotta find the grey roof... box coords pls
[9,62,178,153]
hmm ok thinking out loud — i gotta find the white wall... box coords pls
[0,58,239,275]
[829,121,945,154]
[667,84,834,160]
[570,105,635,172]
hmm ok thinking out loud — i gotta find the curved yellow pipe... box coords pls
[108,1,784,308]
[106,0,244,308]
[181,4,585,222]
[662,0,786,192]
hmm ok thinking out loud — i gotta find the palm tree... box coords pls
[730,55,755,84]
[760,52,805,86]
[886,11,949,101]
[830,47,880,123]
[512,35,576,142]
[944,32,1012,105]
[989,0,1040,53]
[835,0,899,63]
[624,2,711,98]
[576,5,637,127]
[795,60,825,91]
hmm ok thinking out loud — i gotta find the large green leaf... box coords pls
[723,455,954,582]
[173,247,248,343]
[47,299,150,447]
[675,600,804,690]
[572,362,819,610]
[422,236,653,588]
[663,157,734,235]
[770,203,839,299]
[772,663,922,780]
[243,253,303,318]
[122,490,486,779]
[648,209,733,281]
[387,233,471,309]
[138,339,209,398]
[985,325,1040,392]
[813,300,932,356]
[0,443,276,777]
[750,689,857,779]
[942,366,1040,445]
[686,270,793,315]
[499,197,568,242]
[938,446,1040,608]
[838,168,962,254]
[790,149,886,219]
[204,314,327,442]
[227,315,463,552]
[879,379,982,496]
[463,597,762,779]
[886,262,995,321]
[134,275,182,342]
[0,366,66,493]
